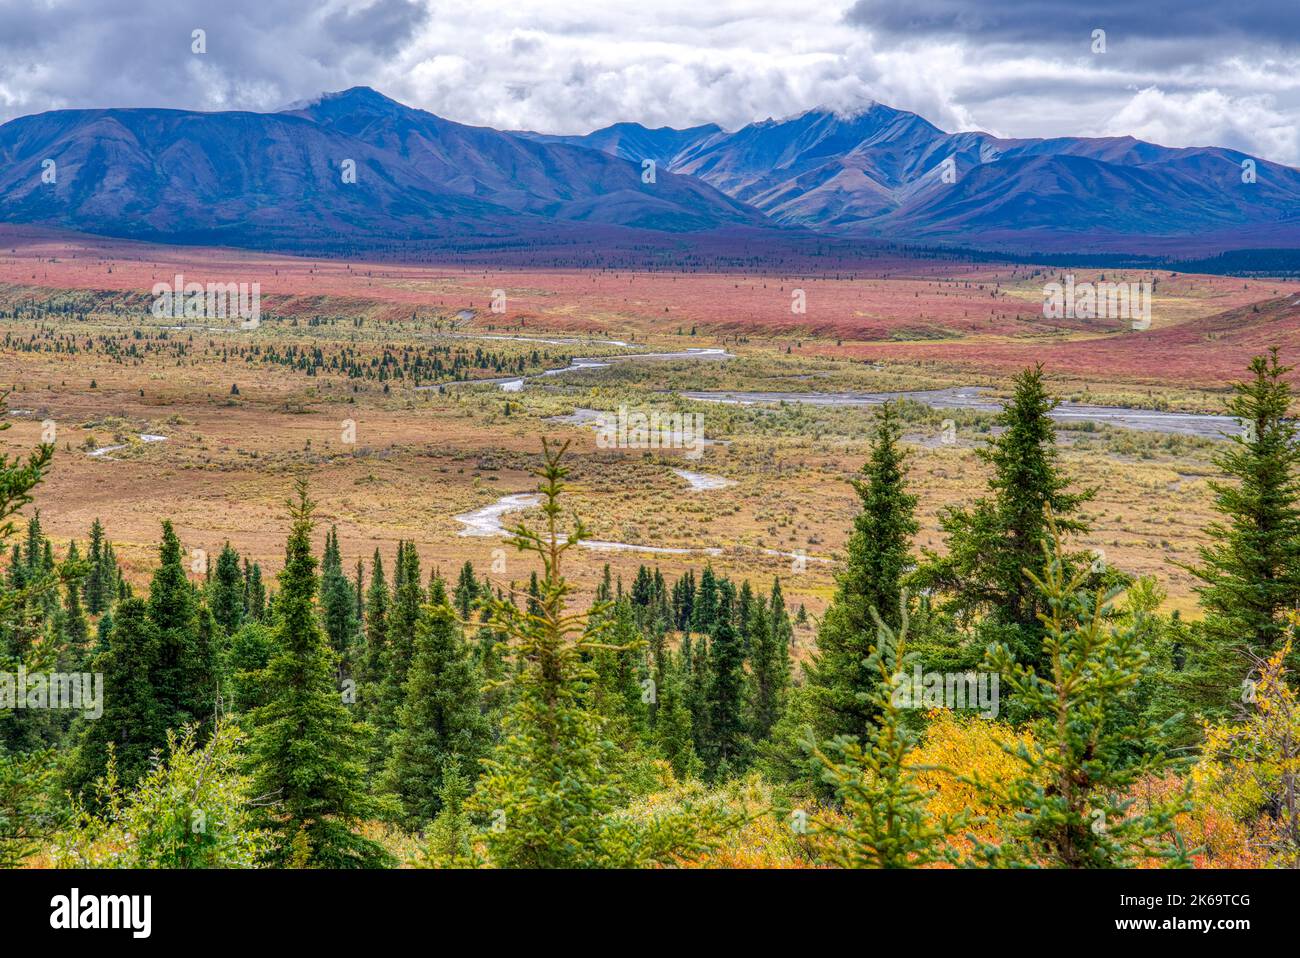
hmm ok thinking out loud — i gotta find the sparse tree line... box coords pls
[2,324,569,387]
[2,350,1300,867]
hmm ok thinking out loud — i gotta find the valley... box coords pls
[2,228,1291,625]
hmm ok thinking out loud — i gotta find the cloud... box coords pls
[0,0,1296,166]
[322,0,428,55]
[0,0,425,116]
[1103,88,1300,164]
[843,0,1300,45]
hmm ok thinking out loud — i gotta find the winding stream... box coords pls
[88,434,169,458]
[425,346,733,392]
[673,468,736,491]
[680,387,1241,440]
[455,468,745,559]
[422,333,1229,440]
[453,493,543,536]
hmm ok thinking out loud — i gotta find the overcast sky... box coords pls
[1,0,1296,164]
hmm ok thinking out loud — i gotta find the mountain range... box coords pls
[528,103,1300,250]
[0,87,762,250]
[1,86,1296,256]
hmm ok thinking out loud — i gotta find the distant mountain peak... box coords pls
[832,100,881,116]
[804,100,880,119]
[280,86,403,114]
[775,100,909,122]
[748,100,926,135]
[325,86,399,104]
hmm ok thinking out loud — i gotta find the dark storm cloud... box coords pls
[0,0,424,120]
[322,0,428,55]
[843,0,1300,45]
[837,0,1300,164]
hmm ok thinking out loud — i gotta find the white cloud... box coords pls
[0,0,1296,165]
[1102,87,1300,165]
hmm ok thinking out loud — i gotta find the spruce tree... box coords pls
[652,568,671,629]
[210,542,244,637]
[631,566,655,628]
[595,563,614,604]
[736,580,755,653]
[428,568,448,606]
[244,560,266,621]
[245,480,388,867]
[808,401,917,737]
[917,365,1092,668]
[746,585,790,742]
[26,526,59,620]
[354,557,365,637]
[421,756,474,866]
[148,521,215,733]
[453,561,480,620]
[1186,349,1300,715]
[769,577,794,662]
[374,541,423,763]
[320,526,358,675]
[22,513,42,575]
[705,582,746,776]
[685,632,710,759]
[83,518,107,614]
[68,598,165,797]
[360,548,389,720]
[691,564,718,635]
[382,599,489,828]
[5,543,22,591]
[526,570,541,617]
[59,541,89,653]
[673,569,695,630]
[100,540,120,608]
